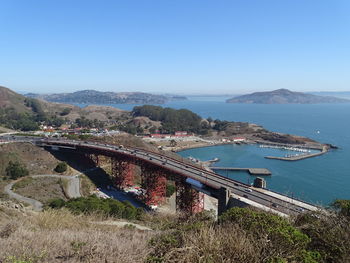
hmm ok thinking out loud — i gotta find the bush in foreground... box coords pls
[147,208,323,263]
[48,195,143,220]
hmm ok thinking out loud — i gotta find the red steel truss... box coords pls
[176,179,204,214]
[140,162,167,206]
[111,157,135,189]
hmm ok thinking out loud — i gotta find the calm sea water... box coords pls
[76,97,350,205]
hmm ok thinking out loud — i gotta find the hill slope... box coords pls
[226,89,350,104]
[0,86,31,112]
[26,90,182,104]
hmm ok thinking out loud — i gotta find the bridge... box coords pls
[2,136,320,216]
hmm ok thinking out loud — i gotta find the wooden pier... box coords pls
[210,167,272,176]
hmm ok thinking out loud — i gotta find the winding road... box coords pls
[4,174,81,211]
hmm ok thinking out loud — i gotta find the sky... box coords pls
[1,0,350,95]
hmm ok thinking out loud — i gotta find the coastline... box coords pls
[158,137,329,161]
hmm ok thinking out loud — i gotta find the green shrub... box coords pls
[166,184,175,197]
[60,108,71,116]
[5,161,29,179]
[48,195,143,220]
[54,162,67,173]
[331,199,350,216]
[295,212,350,263]
[219,207,312,261]
[48,198,66,209]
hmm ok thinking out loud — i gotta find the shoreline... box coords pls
[164,138,329,161]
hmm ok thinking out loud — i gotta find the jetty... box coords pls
[210,167,272,176]
[265,145,328,161]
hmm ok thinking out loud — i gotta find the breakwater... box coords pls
[265,146,328,161]
[211,167,272,175]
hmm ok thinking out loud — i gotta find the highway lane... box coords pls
[2,136,319,215]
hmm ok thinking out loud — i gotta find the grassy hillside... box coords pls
[0,204,349,263]
[0,86,31,112]
[0,86,130,131]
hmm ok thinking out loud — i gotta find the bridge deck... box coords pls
[2,135,320,216]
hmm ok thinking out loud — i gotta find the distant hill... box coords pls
[226,89,350,104]
[26,90,186,104]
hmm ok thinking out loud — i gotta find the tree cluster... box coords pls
[132,105,208,134]
[5,160,29,179]
[0,98,65,131]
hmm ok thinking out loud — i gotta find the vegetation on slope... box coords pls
[5,160,29,179]
[27,89,172,104]
[146,207,350,263]
[48,196,143,220]
[132,105,207,134]
[0,209,152,263]
[0,86,65,131]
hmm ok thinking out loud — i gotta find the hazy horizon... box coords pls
[1,0,350,94]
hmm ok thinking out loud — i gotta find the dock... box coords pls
[210,167,272,176]
[265,145,328,161]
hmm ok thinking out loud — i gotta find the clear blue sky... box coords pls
[1,0,350,94]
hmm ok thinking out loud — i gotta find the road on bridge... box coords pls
[1,135,319,216]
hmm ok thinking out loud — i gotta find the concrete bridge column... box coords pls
[175,180,204,215]
[111,157,135,189]
[85,153,100,167]
[140,164,167,206]
[217,187,231,216]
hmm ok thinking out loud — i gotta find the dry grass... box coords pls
[0,209,154,263]
[0,143,61,177]
[13,177,68,203]
[162,224,260,263]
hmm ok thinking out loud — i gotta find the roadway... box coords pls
[1,135,320,216]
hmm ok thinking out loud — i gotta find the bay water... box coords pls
[76,97,350,205]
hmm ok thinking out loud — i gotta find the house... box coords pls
[233,137,246,142]
[174,131,188,137]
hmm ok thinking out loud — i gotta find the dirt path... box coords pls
[4,181,43,211]
[4,174,81,211]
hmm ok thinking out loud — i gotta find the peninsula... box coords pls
[26,89,186,104]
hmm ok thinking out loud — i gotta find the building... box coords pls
[174,131,188,137]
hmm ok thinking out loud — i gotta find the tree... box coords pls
[331,199,350,216]
[5,161,29,179]
[169,139,177,147]
[54,162,68,173]
[60,108,71,116]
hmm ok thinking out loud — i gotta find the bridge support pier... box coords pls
[85,153,100,167]
[217,187,231,216]
[141,164,167,206]
[176,180,204,214]
[111,157,135,189]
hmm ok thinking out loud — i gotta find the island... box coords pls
[226,89,350,104]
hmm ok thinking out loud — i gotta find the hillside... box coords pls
[0,86,131,131]
[0,86,32,113]
[26,90,185,104]
[226,89,350,104]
